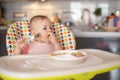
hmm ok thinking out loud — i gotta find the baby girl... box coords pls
[13,15,62,55]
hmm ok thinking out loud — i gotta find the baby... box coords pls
[13,15,62,55]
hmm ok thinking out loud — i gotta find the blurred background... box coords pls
[0,0,120,28]
[0,0,120,80]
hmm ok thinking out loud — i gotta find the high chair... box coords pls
[0,49,120,80]
[6,20,76,55]
[3,21,120,80]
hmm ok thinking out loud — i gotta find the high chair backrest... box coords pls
[6,21,76,55]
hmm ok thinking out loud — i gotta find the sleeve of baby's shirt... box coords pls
[21,44,30,54]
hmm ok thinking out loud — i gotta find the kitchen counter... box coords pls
[0,26,120,38]
[0,26,8,30]
[70,28,120,38]
[71,28,120,53]
[73,32,120,38]
[1,27,120,38]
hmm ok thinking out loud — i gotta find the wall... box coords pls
[1,0,119,24]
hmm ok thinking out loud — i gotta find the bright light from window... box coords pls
[116,11,120,16]
[70,2,109,24]
[70,2,82,22]
[41,0,46,2]
[98,3,109,16]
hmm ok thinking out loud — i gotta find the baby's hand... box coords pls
[13,37,26,55]
[48,32,62,50]
[48,32,58,44]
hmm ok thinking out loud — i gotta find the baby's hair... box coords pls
[30,15,51,31]
[30,15,50,25]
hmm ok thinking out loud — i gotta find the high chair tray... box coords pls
[0,49,120,79]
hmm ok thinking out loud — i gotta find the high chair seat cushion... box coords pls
[6,20,31,55]
[52,23,76,50]
[6,21,76,55]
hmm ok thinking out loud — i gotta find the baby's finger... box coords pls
[16,39,20,45]
[15,41,21,48]
[47,33,50,38]
[48,32,54,37]
[22,38,26,43]
[19,43,24,48]
[20,38,26,43]
[20,38,24,42]
[16,38,22,43]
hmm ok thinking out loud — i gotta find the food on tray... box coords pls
[71,52,85,57]
[51,51,85,58]
[51,52,66,56]
[50,50,87,65]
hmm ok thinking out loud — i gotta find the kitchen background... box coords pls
[0,0,120,30]
[0,0,120,80]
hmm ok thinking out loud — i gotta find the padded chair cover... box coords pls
[6,21,76,55]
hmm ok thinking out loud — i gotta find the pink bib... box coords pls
[22,40,55,54]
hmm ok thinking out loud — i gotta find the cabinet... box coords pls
[0,6,4,18]
[0,29,7,57]
[0,7,2,17]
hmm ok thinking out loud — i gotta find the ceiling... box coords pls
[0,0,37,2]
[0,0,95,2]
[0,0,118,2]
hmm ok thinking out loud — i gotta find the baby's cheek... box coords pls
[40,31,46,35]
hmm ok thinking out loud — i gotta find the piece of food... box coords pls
[47,32,53,38]
[51,52,66,56]
[51,51,85,58]
[48,34,50,38]
[71,51,85,57]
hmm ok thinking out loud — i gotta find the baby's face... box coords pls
[31,19,53,39]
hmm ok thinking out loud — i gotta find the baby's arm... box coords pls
[48,33,62,50]
[13,38,26,55]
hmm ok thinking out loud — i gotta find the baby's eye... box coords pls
[43,27,47,30]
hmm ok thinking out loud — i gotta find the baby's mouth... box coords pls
[34,33,50,43]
